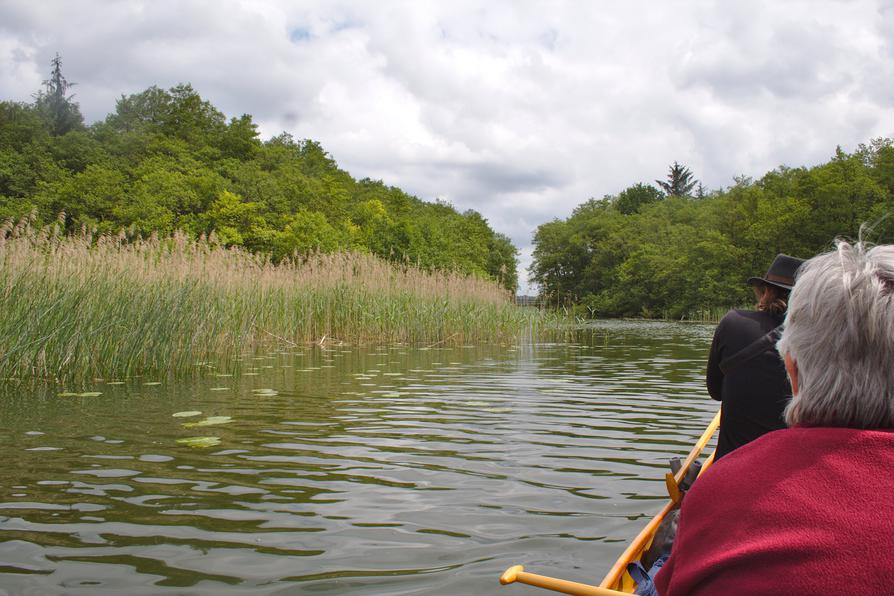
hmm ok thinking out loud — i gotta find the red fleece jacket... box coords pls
[654,427,894,595]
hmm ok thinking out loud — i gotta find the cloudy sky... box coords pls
[2,1,894,291]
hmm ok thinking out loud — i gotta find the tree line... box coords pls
[0,56,519,292]
[530,143,894,318]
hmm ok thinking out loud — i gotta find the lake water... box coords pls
[0,320,717,595]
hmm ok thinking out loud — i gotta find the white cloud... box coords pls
[2,0,894,292]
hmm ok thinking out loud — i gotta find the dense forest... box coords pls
[0,57,519,292]
[531,142,894,318]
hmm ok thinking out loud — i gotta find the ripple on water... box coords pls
[0,322,716,594]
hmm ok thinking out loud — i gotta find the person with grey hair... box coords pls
[777,243,894,429]
[654,240,894,595]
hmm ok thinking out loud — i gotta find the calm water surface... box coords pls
[0,320,716,595]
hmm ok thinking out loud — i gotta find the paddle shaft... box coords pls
[670,409,721,490]
[500,566,628,596]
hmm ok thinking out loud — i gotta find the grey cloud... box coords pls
[0,3,47,33]
[672,22,854,101]
[458,161,563,193]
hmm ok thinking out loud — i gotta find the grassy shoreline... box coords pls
[0,220,551,383]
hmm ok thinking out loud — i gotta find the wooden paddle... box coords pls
[499,565,628,595]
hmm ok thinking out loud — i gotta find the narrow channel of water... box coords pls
[0,320,716,595]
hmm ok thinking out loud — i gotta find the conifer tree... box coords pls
[33,53,84,136]
[656,161,698,197]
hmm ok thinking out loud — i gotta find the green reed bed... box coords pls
[0,221,549,383]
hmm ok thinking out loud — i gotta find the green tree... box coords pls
[487,232,519,293]
[36,164,127,230]
[274,210,345,257]
[351,198,394,254]
[102,84,226,150]
[220,114,261,160]
[0,101,48,150]
[530,219,587,307]
[203,190,264,246]
[616,183,663,214]
[656,162,698,197]
[33,53,84,136]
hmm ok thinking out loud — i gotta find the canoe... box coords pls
[500,409,721,596]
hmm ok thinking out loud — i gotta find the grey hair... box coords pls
[776,240,894,428]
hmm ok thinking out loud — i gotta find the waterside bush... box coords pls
[0,219,547,383]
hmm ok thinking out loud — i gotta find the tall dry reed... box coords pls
[0,219,547,383]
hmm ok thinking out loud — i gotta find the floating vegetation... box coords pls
[176,436,221,448]
[252,388,278,396]
[172,411,202,418]
[182,416,233,428]
[58,391,103,398]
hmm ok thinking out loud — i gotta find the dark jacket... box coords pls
[706,309,790,460]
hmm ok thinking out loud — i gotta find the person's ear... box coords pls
[784,352,799,395]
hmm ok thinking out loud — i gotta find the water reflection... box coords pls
[0,320,716,594]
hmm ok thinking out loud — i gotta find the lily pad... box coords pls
[182,416,233,428]
[176,436,221,448]
[172,411,202,418]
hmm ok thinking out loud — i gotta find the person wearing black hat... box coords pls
[705,253,805,460]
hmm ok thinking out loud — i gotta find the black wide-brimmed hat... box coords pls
[747,254,805,291]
